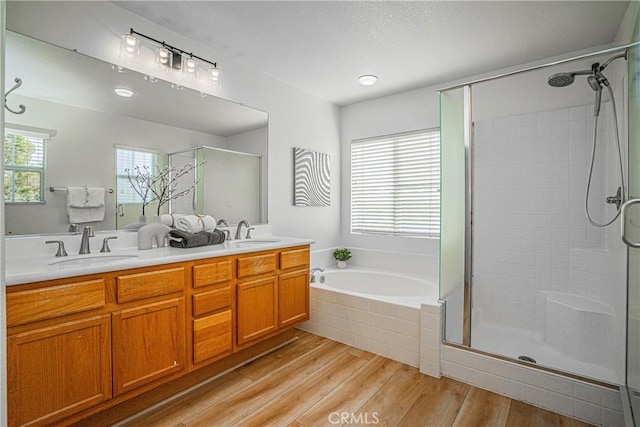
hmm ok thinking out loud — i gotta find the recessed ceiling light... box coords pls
[358,75,378,86]
[114,88,134,98]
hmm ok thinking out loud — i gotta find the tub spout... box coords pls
[310,267,325,283]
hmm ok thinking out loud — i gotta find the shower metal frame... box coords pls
[438,40,640,380]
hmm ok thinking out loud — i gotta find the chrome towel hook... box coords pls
[5,77,26,115]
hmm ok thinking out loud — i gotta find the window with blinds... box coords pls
[115,147,158,204]
[4,129,47,203]
[351,128,440,238]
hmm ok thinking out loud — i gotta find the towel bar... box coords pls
[49,187,114,194]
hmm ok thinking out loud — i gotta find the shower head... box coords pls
[547,73,575,87]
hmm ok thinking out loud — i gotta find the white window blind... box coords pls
[4,129,47,203]
[351,128,440,238]
[115,147,157,204]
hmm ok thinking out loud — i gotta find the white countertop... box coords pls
[5,235,315,286]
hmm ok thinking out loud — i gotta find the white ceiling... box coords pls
[113,1,631,106]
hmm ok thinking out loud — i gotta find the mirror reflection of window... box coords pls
[4,128,47,203]
[115,146,158,228]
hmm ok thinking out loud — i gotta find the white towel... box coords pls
[160,213,185,228]
[175,214,216,233]
[68,187,105,208]
[67,187,105,223]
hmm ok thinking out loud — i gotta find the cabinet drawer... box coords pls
[116,267,185,303]
[193,310,232,364]
[280,247,310,270]
[192,285,232,317]
[193,260,232,288]
[237,253,277,278]
[7,279,106,327]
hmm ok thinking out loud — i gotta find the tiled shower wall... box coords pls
[472,103,626,377]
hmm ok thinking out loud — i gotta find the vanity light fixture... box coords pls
[120,28,219,86]
[358,74,378,86]
[114,88,134,98]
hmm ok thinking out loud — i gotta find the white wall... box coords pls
[340,87,441,255]
[6,1,342,249]
[5,95,225,235]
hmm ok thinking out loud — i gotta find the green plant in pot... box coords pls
[333,248,352,269]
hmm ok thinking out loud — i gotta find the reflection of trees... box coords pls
[4,134,42,202]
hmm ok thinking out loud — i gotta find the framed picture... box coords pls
[293,147,330,206]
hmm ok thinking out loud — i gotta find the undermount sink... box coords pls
[49,254,139,267]
[231,239,281,246]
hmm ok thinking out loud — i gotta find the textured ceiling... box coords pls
[113,1,630,106]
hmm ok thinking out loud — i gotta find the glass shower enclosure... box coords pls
[440,44,636,386]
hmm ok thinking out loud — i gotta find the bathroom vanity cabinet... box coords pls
[5,245,310,427]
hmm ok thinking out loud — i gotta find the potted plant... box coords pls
[333,248,352,269]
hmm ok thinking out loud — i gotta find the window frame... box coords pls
[115,145,159,205]
[4,128,48,204]
[350,127,441,239]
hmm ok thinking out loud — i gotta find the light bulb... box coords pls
[158,48,170,64]
[155,47,173,73]
[186,58,197,73]
[120,34,140,60]
[209,67,220,81]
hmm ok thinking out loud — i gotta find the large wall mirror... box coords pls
[3,30,268,236]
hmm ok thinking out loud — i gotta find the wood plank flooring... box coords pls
[117,330,592,427]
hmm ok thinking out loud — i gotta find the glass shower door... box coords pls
[625,28,640,426]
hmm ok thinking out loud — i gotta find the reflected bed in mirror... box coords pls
[4,30,268,236]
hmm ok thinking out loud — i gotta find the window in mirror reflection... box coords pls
[4,129,47,203]
[115,146,159,227]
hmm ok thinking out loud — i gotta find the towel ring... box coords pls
[5,78,26,115]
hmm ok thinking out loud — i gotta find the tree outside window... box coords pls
[4,130,46,203]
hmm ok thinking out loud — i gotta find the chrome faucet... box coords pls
[216,218,229,226]
[68,223,80,234]
[310,267,325,283]
[234,220,251,240]
[79,226,94,254]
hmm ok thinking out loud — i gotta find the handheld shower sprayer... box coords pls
[587,74,603,117]
[546,50,627,227]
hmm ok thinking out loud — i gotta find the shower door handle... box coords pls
[621,199,640,248]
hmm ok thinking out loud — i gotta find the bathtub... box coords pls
[299,265,441,369]
[313,268,438,308]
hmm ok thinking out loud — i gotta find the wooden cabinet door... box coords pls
[112,298,185,396]
[278,270,310,328]
[237,277,277,346]
[7,315,111,427]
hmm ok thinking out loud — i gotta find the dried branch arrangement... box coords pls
[126,162,203,216]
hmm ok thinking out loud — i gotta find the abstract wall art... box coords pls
[293,147,330,206]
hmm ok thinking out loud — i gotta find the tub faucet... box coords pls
[79,226,94,254]
[234,220,251,240]
[310,267,325,283]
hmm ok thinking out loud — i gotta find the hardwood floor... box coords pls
[117,330,592,427]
